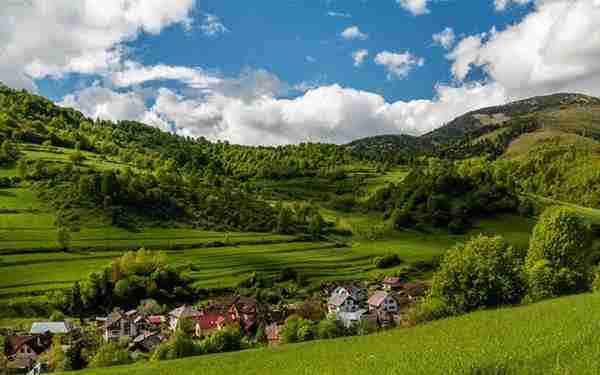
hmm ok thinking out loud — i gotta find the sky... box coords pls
[1,0,600,145]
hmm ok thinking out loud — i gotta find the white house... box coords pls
[327,292,359,314]
[102,310,142,342]
[337,309,367,328]
[331,285,367,303]
[367,291,399,314]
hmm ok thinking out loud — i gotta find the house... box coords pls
[4,334,52,370]
[331,284,367,303]
[168,305,201,331]
[337,309,367,328]
[228,296,259,332]
[194,311,230,338]
[129,331,166,353]
[30,321,73,335]
[327,292,359,314]
[102,311,142,342]
[265,324,281,346]
[368,291,399,314]
[194,296,260,336]
[382,277,403,290]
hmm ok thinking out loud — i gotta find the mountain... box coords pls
[347,93,600,161]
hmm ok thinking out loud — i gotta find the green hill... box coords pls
[60,292,600,375]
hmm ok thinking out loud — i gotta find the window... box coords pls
[124,322,131,335]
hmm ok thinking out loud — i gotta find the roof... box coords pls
[328,292,354,307]
[195,311,231,331]
[6,335,50,356]
[148,315,165,324]
[368,291,392,307]
[383,277,402,285]
[30,322,72,335]
[169,305,201,319]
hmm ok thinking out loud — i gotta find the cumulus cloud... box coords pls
[111,61,223,89]
[0,0,196,91]
[432,27,456,50]
[200,13,228,36]
[447,0,600,98]
[61,79,510,146]
[352,49,369,67]
[397,0,430,16]
[374,51,425,80]
[494,0,534,11]
[341,26,368,40]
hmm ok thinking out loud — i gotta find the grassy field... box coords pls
[59,292,600,375]
[0,214,533,303]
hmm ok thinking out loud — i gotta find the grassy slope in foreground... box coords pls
[66,292,600,375]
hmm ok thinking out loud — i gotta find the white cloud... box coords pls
[432,27,456,50]
[326,11,352,18]
[494,0,533,11]
[352,49,369,67]
[397,0,430,16]
[200,13,228,36]
[306,56,317,63]
[111,61,223,89]
[62,79,509,146]
[448,0,600,98]
[341,26,368,40]
[0,0,196,91]
[374,51,425,80]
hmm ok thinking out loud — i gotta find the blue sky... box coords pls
[1,0,599,145]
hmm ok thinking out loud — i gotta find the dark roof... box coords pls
[5,335,51,356]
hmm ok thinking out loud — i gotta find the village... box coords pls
[2,277,427,374]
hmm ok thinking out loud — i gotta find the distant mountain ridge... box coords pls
[346,93,600,161]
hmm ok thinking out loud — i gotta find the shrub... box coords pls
[151,331,197,361]
[429,235,525,314]
[373,254,402,269]
[316,315,346,340]
[49,310,65,322]
[88,342,132,368]
[280,315,314,344]
[407,296,454,324]
[525,207,592,301]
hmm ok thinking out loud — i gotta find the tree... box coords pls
[525,207,592,301]
[307,213,326,237]
[428,235,525,314]
[70,281,84,322]
[47,337,67,372]
[276,206,294,234]
[16,158,27,180]
[57,226,71,250]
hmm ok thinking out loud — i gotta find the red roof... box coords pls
[195,312,232,330]
[148,315,164,324]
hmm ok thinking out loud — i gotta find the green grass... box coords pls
[60,292,600,375]
[0,214,533,303]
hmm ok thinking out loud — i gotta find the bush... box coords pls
[373,254,402,269]
[407,296,454,324]
[88,342,132,368]
[280,315,314,344]
[151,331,197,361]
[525,207,592,301]
[316,315,346,340]
[429,235,525,314]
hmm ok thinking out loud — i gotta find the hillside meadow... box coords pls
[58,292,600,375]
